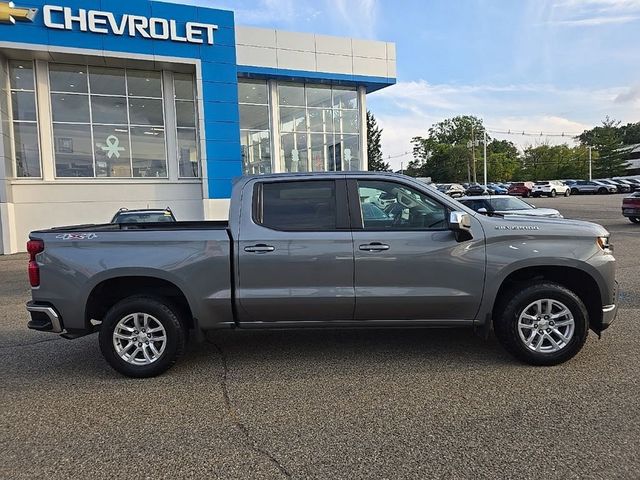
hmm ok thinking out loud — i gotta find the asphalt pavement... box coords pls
[1,193,639,479]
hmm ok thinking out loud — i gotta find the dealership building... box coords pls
[0,0,396,253]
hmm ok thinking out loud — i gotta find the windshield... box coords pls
[113,212,174,223]
[487,197,533,211]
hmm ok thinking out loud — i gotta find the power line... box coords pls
[485,128,582,138]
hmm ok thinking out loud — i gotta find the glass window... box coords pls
[53,123,94,177]
[130,126,166,177]
[128,98,164,125]
[309,133,329,171]
[306,85,332,108]
[51,93,90,123]
[176,101,196,127]
[174,73,195,100]
[13,123,40,177]
[333,88,357,109]
[89,67,126,95]
[334,109,359,134]
[241,130,271,175]
[9,60,40,177]
[340,134,360,171]
[93,125,131,177]
[279,106,306,132]
[258,181,337,231]
[49,64,88,93]
[240,104,270,131]
[357,180,447,230]
[127,70,162,97]
[238,79,270,175]
[9,61,34,90]
[177,128,199,177]
[10,91,37,121]
[238,80,268,104]
[91,96,128,124]
[278,83,305,106]
[280,132,308,172]
[308,108,333,133]
[174,73,199,177]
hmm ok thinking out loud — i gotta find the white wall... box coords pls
[235,26,396,79]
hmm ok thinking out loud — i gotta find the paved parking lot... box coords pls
[2,193,639,479]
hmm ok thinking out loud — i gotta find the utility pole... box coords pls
[471,124,477,183]
[483,129,487,187]
[588,146,592,180]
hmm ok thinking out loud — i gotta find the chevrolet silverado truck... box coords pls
[26,172,618,377]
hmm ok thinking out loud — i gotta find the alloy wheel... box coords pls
[112,312,167,365]
[517,299,575,353]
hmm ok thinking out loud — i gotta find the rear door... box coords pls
[349,178,485,321]
[236,178,355,323]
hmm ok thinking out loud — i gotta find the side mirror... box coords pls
[449,211,471,231]
[477,207,488,214]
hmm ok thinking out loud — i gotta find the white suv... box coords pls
[532,180,570,198]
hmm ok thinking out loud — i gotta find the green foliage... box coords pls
[366,111,390,171]
[518,144,590,181]
[577,117,635,177]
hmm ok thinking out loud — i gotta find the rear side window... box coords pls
[256,180,337,231]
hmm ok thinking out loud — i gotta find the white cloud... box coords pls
[547,0,640,26]
[368,80,639,171]
[547,14,640,25]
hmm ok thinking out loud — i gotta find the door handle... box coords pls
[359,242,390,252]
[244,244,275,253]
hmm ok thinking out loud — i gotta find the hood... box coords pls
[475,211,609,237]
[497,208,562,218]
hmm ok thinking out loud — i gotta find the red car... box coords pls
[622,192,640,224]
[507,181,534,198]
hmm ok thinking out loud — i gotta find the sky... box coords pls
[171,0,640,170]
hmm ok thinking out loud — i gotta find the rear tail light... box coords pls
[27,239,44,287]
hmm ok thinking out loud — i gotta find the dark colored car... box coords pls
[622,192,640,224]
[111,208,176,224]
[465,183,495,195]
[597,179,630,194]
[507,182,534,198]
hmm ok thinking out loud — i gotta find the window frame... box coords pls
[347,178,451,232]
[239,79,272,175]
[8,59,42,178]
[173,72,200,179]
[252,178,349,232]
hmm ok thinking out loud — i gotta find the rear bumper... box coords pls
[622,207,640,218]
[26,301,64,333]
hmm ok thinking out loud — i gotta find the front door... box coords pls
[350,178,485,321]
[236,178,354,323]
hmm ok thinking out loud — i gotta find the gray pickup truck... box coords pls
[26,172,618,377]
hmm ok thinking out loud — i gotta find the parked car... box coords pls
[26,172,617,377]
[507,181,534,197]
[111,207,176,224]
[597,179,630,194]
[531,180,571,198]
[487,183,508,195]
[612,178,639,192]
[436,183,466,198]
[568,180,615,195]
[622,192,640,224]
[593,181,618,194]
[459,195,563,218]
[465,183,495,195]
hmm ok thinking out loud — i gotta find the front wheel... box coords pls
[99,296,186,377]
[494,282,589,366]
[523,191,530,198]
[564,189,570,197]
[598,187,608,194]
[571,188,579,195]
[630,217,640,224]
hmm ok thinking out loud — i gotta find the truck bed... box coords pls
[31,221,229,233]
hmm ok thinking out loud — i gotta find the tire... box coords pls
[494,282,589,366]
[523,191,530,198]
[550,189,556,198]
[564,189,570,197]
[571,188,579,195]
[630,217,640,224]
[99,296,186,378]
[598,187,607,194]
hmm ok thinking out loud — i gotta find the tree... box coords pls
[366,111,390,171]
[588,117,630,177]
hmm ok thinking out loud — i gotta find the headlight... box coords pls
[597,236,612,253]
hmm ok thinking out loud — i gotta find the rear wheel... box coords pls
[99,296,186,377]
[494,282,589,366]
[630,217,640,224]
[564,189,570,197]
[550,189,557,198]
[571,188,579,195]
[598,187,608,194]
[523,191,530,198]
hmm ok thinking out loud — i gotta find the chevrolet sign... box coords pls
[42,5,218,45]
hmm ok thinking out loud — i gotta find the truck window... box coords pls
[257,180,337,231]
[357,180,447,230]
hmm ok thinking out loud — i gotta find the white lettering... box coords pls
[169,19,187,42]
[42,5,218,45]
[88,11,108,34]
[128,16,150,38]
[149,18,169,40]
[63,7,87,32]
[43,5,64,29]
[104,12,128,35]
